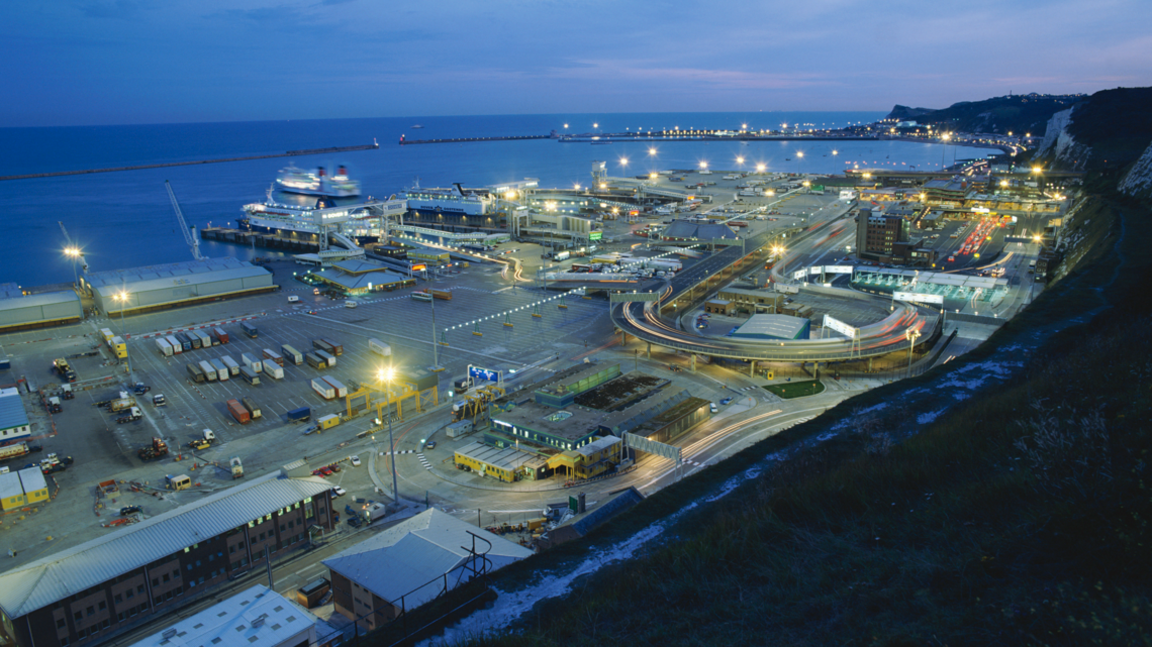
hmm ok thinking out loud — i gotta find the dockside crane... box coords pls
[165,180,204,261]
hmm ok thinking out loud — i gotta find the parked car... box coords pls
[333,486,346,497]
[720,397,733,406]
[425,441,437,450]
[350,455,361,466]
[346,516,363,528]
[120,505,142,516]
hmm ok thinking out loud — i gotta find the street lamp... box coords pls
[905,328,921,375]
[699,161,708,171]
[648,147,657,157]
[115,290,132,373]
[63,246,80,287]
[941,132,952,168]
[377,366,400,504]
[756,163,766,174]
[736,156,745,167]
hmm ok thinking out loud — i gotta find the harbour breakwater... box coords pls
[0,142,380,181]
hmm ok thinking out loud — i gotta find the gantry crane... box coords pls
[165,181,204,261]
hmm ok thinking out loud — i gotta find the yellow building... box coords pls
[0,471,26,510]
[546,436,624,480]
[18,467,48,504]
[454,442,548,483]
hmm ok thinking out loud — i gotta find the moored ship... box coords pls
[275,164,361,198]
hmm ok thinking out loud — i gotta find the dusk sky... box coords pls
[5,0,1152,127]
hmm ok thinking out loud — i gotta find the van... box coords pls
[344,301,357,309]
[288,295,299,303]
[710,402,718,414]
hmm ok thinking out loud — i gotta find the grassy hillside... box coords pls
[887,94,1081,136]
[434,189,1152,646]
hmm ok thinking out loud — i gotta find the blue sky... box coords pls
[4,0,1152,126]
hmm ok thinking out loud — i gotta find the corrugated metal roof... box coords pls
[322,509,531,610]
[129,585,333,647]
[0,471,332,618]
[0,291,81,312]
[91,266,270,299]
[733,314,809,340]
[17,467,47,494]
[86,258,255,288]
[0,388,29,431]
[0,472,24,500]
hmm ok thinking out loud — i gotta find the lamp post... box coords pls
[378,367,400,505]
[905,328,921,376]
[941,133,952,169]
[116,290,132,374]
[64,247,80,288]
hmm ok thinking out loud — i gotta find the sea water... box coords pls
[0,112,990,287]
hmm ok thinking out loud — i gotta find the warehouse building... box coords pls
[0,468,334,647]
[312,259,415,295]
[730,314,811,341]
[128,585,337,647]
[453,442,550,482]
[323,509,532,633]
[0,387,32,445]
[0,283,82,333]
[83,258,274,317]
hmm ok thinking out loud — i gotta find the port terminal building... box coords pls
[0,467,334,647]
[81,258,274,317]
[0,283,82,333]
[310,259,416,295]
[322,509,531,633]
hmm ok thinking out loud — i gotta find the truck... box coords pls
[262,348,284,366]
[165,335,183,354]
[187,363,206,383]
[213,327,229,344]
[429,289,452,301]
[166,474,191,491]
[194,330,213,348]
[446,419,474,438]
[227,399,250,424]
[311,377,336,400]
[314,349,336,367]
[312,339,336,355]
[0,442,37,462]
[45,396,62,413]
[554,251,571,261]
[241,397,262,420]
[287,406,311,422]
[305,352,326,369]
[117,406,142,423]
[209,359,230,382]
[152,393,167,407]
[138,437,169,461]
[198,360,217,382]
[261,359,284,379]
[241,322,258,338]
[281,344,304,365]
[240,353,263,373]
[239,367,260,385]
[100,328,115,343]
[322,377,348,398]
[221,355,240,376]
[322,337,343,356]
[368,338,391,357]
[108,393,136,412]
[155,337,174,357]
[109,337,127,359]
[363,502,387,523]
[174,332,193,352]
[187,331,202,350]
[230,456,244,479]
[317,414,340,430]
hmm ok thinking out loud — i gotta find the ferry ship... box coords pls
[237,197,328,235]
[275,165,361,198]
[405,185,493,216]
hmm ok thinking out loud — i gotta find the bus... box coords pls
[411,291,433,302]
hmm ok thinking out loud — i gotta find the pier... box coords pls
[0,142,380,182]
[399,135,552,145]
[200,227,323,253]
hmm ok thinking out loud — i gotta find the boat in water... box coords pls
[275,164,360,198]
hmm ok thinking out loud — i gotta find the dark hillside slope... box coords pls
[885,94,1081,135]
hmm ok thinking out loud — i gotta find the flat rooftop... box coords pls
[492,401,606,442]
[454,442,548,472]
[573,373,669,412]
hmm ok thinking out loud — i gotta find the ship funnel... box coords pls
[318,166,326,177]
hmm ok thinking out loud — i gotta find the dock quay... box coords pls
[0,142,379,182]
[200,227,322,252]
[399,135,552,145]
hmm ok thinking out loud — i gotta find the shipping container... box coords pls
[296,578,330,609]
[317,414,340,430]
[213,327,229,344]
[221,355,240,376]
[155,337,174,357]
[314,349,336,367]
[281,344,303,365]
[240,353,263,373]
[198,360,217,382]
[322,376,347,398]
[227,399,250,424]
[188,332,202,350]
[305,352,326,369]
[368,338,392,357]
[319,338,343,355]
[174,332,193,352]
[209,359,230,382]
[312,339,335,355]
[110,336,127,359]
[100,328,115,343]
[187,363,206,383]
[239,367,260,385]
[241,397,262,419]
[164,335,182,354]
[287,406,311,422]
[194,330,213,348]
[241,322,258,338]
[262,348,284,366]
[311,377,336,400]
[261,359,285,379]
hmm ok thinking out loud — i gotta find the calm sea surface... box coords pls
[0,112,990,287]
